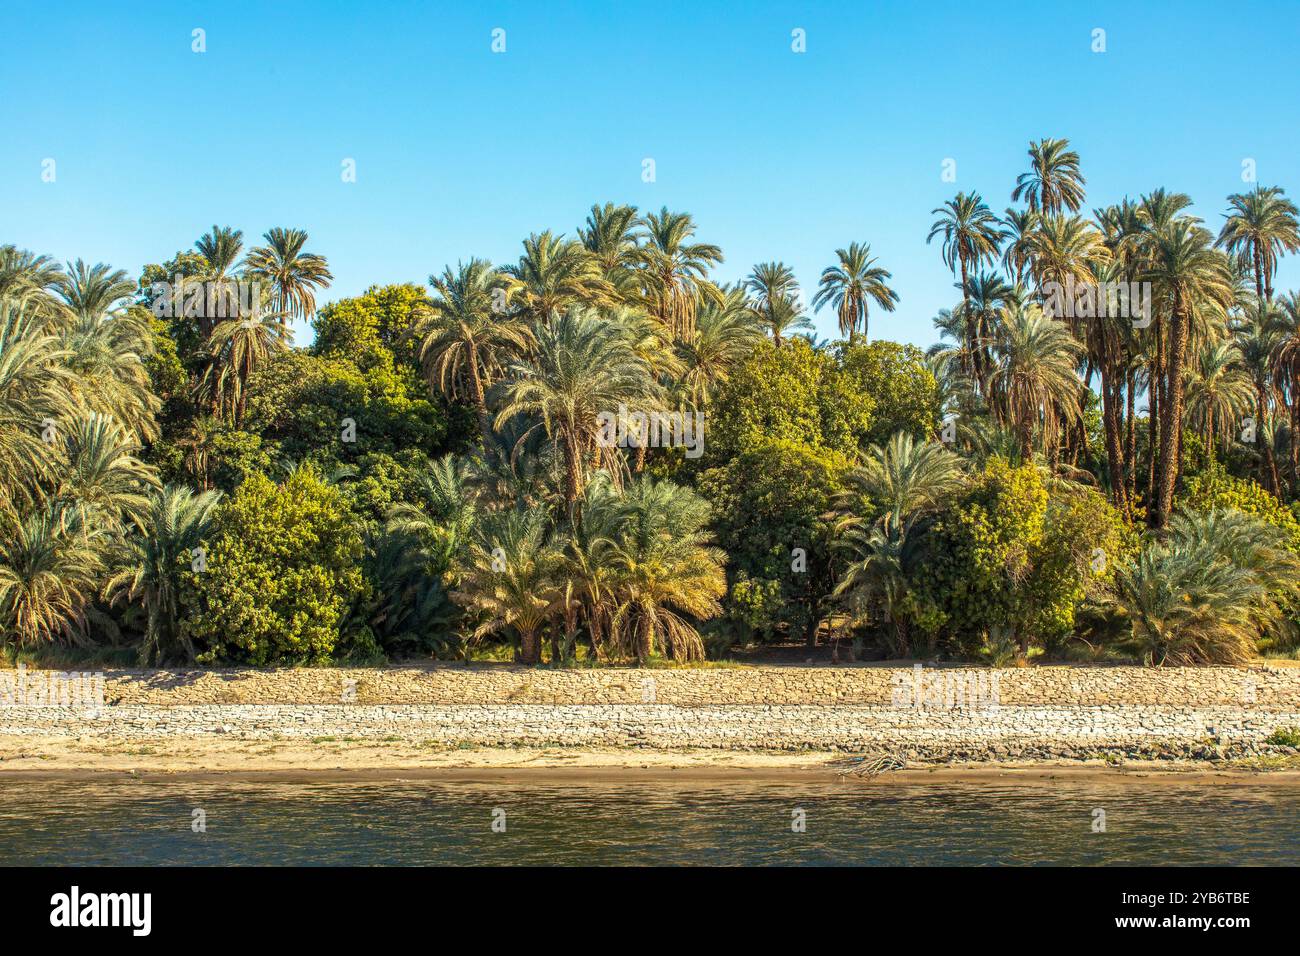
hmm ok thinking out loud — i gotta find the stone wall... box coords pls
[2,664,1298,761]
[78,662,1300,708]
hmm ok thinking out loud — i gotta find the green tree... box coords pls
[180,466,368,665]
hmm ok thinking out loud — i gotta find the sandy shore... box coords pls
[2,735,1299,785]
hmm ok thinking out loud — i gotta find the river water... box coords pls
[2,776,1295,865]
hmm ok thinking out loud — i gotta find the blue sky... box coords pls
[2,0,1299,346]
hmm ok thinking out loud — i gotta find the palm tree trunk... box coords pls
[518,628,541,665]
[1101,370,1129,516]
[1258,384,1282,495]
[1155,304,1188,528]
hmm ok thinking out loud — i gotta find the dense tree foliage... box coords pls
[6,148,1300,667]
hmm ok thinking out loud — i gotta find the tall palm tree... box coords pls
[1000,208,1040,286]
[415,259,528,440]
[199,310,290,423]
[0,504,105,647]
[242,227,333,327]
[495,308,656,508]
[811,242,899,340]
[578,203,641,296]
[1142,220,1234,526]
[987,303,1085,460]
[1217,186,1300,304]
[502,231,616,323]
[633,208,723,340]
[1011,137,1087,214]
[927,192,1008,387]
[745,261,810,347]
[104,484,222,664]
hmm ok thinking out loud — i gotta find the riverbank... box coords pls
[4,736,1300,784]
[3,662,1299,775]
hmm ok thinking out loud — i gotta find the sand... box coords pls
[2,735,1299,785]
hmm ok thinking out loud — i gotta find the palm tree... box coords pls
[414,259,528,440]
[1114,510,1300,665]
[57,260,135,325]
[1185,340,1253,456]
[927,192,1008,387]
[104,484,221,664]
[833,433,963,656]
[0,504,105,647]
[578,203,641,295]
[987,303,1084,460]
[502,231,615,323]
[199,310,290,423]
[675,287,764,408]
[242,227,333,327]
[1012,137,1087,214]
[55,413,159,531]
[601,478,725,662]
[1142,220,1234,526]
[633,208,723,340]
[0,246,64,307]
[840,432,966,533]
[811,242,899,340]
[453,505,563,663]
[1000,208,1040,285]
[495,308,656,508]
[60,299,159,443]
[1234,302,1284,493]
[0,296,74,504]
[1217,186,1300,304]
[745,261,810,347]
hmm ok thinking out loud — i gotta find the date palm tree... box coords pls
[928,192,1008,387]
[415,258,528,441]
[811,242,899,340]
[242,227,333,327]
[0,297,74,504]
[602,477,725,663]
[454,504,564,664]
[675,286,764,408]
[578,203,641,296]
[502,231,616,323]
[55,412,159,532]
[199,310,290,423]
[1012,137,1087,215]
[1185,340,1253,456]
[104,484,222,664]
[987,303,1084,461]
[1142,220,1234,526]
[1217,186,1300,304]
[745,261,811,347]
[633,208,723,340]
[495,308,656,508]
[0,504,106,647]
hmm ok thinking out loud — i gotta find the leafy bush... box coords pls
[180,466,369,665]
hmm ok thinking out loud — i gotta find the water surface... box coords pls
[1,776,1294,865]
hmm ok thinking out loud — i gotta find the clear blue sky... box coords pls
[3,0,1299,346]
